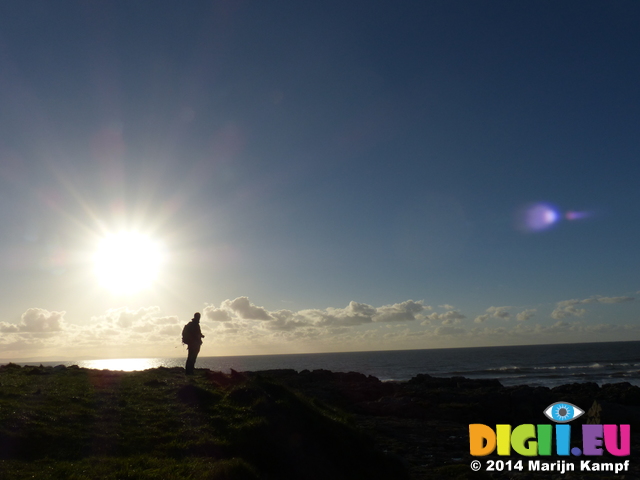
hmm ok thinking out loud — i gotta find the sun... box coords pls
[93,231,164,294]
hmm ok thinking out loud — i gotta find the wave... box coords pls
[439,360,640,389]
[459,361,636,375]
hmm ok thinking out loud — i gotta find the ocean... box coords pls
[24,340,640,388]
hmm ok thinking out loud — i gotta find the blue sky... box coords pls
[1,1,639,360]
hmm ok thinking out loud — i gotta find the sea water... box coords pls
[23,341,640,388]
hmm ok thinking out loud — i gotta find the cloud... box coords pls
[439,304,455,310]
[4,292,639,360]
[197,298,436,345]
[486,306,511,320]
[551,294,633,320]
[556,299,582,307]
[422,310,466,325]
[516,309,536,322]
[0,323,19,333]
[93,306,162,328]
[253,300,431,329]
[558,296,634,307]
[594,296,634,304]
[466,320,640,343]
[18,308,66,332]
[157,325,181,336]
[132,324,154,333]
[474,305,526,323]
[341,301,377,319]
[434,326,465,336]
[273,300,425,331]
[152,316,179,325]
[551,305,586,319]
[86,307,181,343]
[0,308,72,354]
[265,310,312,331]
[221,297,273,321]
[303,301,376,327]
[373,300,429,322]
[204,306,233,322]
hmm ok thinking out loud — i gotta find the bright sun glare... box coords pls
[93,232,164,294]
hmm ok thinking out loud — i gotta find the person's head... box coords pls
[193,312,201,323]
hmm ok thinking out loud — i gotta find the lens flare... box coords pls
[516,203,560,232]
[565,211,590,221]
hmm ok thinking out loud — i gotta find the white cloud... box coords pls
[594,296,634,304]
[486,306,511,320]
[265,310,312,331]
[152,316,179,325]
[221,297,273,321]
[557,299,584,307]
[192,298,436,347]
[132,324,154,333]
[92,306,162,328]
[239,299,422,332]
[434,326,465,336]
[439,304,455,310]
[339,301,377,320]
[0,322,19,333]
[204,306,233,322]
[157,325,181,336]
[551,294,633,320]
[516,309,536,322]
[422,310,466,325]
[551,305,586,319]
[473,306,512,323]
[306,301,376,327]
[558,296,634,307]
[3,293,639,360]
[373,300,428,322]
[11,308,66,332]
[465,320,640,343]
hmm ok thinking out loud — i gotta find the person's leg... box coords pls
[186,347,196,374]
[192,344,201,368]
[185,344,201,374]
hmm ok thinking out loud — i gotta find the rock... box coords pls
[598,382,640,405]
[589,400,640,428]
[0,363,22,370]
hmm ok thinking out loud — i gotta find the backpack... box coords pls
[181,322,195,345]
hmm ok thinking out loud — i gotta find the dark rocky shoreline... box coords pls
[3,363,639,479]
[239,369,640,479]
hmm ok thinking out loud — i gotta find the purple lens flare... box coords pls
[565,211,590,221]
[516,203,560,232]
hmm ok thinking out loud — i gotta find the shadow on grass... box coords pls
[218,376,408,479]
[0,365,408,480]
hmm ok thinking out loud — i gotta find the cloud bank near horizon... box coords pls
[0,294,637,360]
[551,296,635,319]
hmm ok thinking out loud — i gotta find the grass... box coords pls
[0,364,408,479]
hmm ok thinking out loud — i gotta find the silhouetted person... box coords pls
[182,312,204,375]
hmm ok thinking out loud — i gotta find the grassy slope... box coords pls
[0,364,408,480]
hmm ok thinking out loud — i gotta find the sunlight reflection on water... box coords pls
[79,358,165,371]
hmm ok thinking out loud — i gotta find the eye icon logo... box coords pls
[543,402,584,423]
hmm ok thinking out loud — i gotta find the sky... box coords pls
[1,1,639,361]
